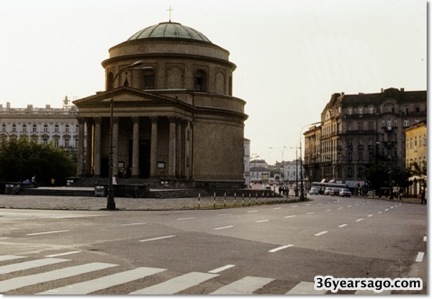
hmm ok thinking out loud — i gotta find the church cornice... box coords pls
[102,53,236,70]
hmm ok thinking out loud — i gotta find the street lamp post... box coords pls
[106,60,144,210]
[299,121,321,201]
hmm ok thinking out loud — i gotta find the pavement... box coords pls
[0,188,426,211]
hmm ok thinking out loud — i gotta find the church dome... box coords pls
[127,22,212,43]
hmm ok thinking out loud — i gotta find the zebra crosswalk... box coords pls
[0,255,390,295]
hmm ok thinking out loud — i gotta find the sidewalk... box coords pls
[0,192,425,211]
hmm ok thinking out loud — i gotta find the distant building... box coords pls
[282,160,302,183]
[405,121,427,196]
[250,159,270,184]
[304,88,427,187]
[0,101,79,152]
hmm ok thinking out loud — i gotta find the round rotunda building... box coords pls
[74,21,248,188]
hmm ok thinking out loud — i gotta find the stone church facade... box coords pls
[74,22,248,188]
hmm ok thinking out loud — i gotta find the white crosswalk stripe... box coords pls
[210,276,274,294]
[130,272,218,295]
[0,262,116,293]
[40,266,166,295]
[0,257,68,275]
[0,255,25,262]
[286,281,327,295]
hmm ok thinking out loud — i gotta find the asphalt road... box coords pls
[0,195,427,295]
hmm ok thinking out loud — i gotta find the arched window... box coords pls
[194,70,207,92]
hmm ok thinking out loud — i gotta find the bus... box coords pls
[311,182,348,195]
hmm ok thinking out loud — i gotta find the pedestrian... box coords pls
[421,190,427,204]
[31,175,38,187]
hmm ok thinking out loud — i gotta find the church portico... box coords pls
[77,110,192,181]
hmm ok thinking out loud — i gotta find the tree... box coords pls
[0,138,76,185]
[363,162,388,196]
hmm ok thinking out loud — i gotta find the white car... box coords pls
[324,188,333,195]
[309,187,319,195]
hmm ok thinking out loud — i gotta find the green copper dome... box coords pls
[127,22,212,43]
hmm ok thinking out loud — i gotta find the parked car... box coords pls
[324,188,333,195]
[339,189,352,197]
[309,187,319,195]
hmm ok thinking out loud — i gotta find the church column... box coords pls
[85,119,93,176]
[176,119,182,178]
[112,117,119,176]
[150,116,158,177]
[168,117,177,177]
[131,117,140,177]
[77,118,85,177]
[93,117,102,176]
[184,121,191,180]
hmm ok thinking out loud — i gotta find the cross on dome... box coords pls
[167,5,174,22]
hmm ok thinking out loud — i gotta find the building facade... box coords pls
[405,121,427,196]
[250,159,270,184]
[0,101,79,152]
[304,88,427,187]
[74,21,248,188]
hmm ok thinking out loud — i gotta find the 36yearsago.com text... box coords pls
[314,275,423,293]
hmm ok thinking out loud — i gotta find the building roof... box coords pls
[127,22,212,43]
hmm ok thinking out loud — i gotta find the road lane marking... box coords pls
[291,205,298,208]
[139,235,176,242]
[255,219,269,223]
[26,230,70,236]
[273,207,282,210]
[286,281,327,295]
[378,211,382,214]
[284,215,296,219]
[424,236,427,242]
[338,224,347,228]
[0,262,116,292]
[211,276,275,294]
[0,258,68,275]
[177,217,196,221]
[247,210,258,213]
[338,207,343,210]
[325,209,332,212]
[367,214,373,217]
[416,252,425,262]
[356,218,364,222]
[130,272,218,294]
[40,267,166,295]
[306,212,315,215]
[214,225,234,231]
[314,231,328,237]
[120,222,147,226]
[385,209,389,211]
[208,264,235,274]
[268,244,294,253]
[46,251,81,258]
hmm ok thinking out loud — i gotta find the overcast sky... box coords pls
[0,0,427,163]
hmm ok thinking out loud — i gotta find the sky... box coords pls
[0,0,427,164]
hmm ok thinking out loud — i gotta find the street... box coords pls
[0,195,427,295]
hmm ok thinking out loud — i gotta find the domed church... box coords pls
[74,21,248,188]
